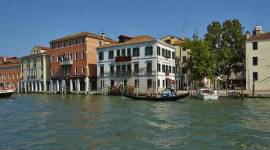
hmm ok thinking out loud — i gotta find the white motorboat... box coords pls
[195,88,218,100]
[0,82,15,98]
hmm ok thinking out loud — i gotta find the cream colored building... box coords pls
[20,46,51,93]
[246,26,270,90]
[161,35,189,90]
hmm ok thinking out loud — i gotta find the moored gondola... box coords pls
[124,92,190,101]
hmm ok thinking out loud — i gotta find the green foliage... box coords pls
[183,38,216,82]
[205,19,246,78]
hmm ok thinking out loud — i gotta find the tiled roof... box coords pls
[247,32,270,41]
[35,46,50,51]
[50,32,115,43]
[0,57,20,66]
[98,35,156,48]
[161,35,185,41]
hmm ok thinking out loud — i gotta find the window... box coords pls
[110,65,114,75]
[110,80,115,87]
[127,64,132,75]
[74,67,77,75]
[172,52,175,59]
[183,56,187,63]
[168,51,171,58]
[253,42,258,50]
[99,52,104,61]
[134,63,139,74]
[127,48,131,56]
[121,65,126,72]
[116,65,121,75]
[162,48,165,57]
[82,51,86,59]
[70,53,73,60]
[135,79,139,88]
[157,79,160,87]
[146,62,152,74]
[147,79,152,89]
[157,63,161,72]
[157,46,160,56]
[100,65,104,76]
[253,72,258,81]
[173,66,176,74]
[82,67,85,75]
[132,47,140,57]
[109,51,114,59]
[121,65,126,75]
[121,49,126,56]
[75,53,79,60]
[117,49,120,56]
[145,46,153,56]
[253,57,258,65]
[162,65,165,73]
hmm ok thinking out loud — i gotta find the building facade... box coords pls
[49,32,115,94]
[246,26,270,90]
[20,46,51,93]
[97,35,176,95]
[160,35,189,90]
[0,57,21,92]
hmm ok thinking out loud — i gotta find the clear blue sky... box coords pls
[0,0,269,57]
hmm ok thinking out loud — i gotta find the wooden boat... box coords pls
[124,92,190,101]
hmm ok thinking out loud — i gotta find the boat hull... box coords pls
[0,92,14,98]
[124,93,190,101]
[196,94,218,100]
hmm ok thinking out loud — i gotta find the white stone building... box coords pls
[96,35,176,95]
[246,26,270,90]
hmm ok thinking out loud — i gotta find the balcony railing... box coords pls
[60,60,73,65]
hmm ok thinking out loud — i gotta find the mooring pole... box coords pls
[252,79,255,98]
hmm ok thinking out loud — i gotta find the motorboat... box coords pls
[0,82,15,98]
[195,88,218,100]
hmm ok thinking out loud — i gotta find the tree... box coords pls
[205,19,246,95]
[183,38,216,91]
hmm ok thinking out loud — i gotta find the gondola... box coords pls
[123,92,190,101]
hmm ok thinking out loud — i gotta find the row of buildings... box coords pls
[0,25,269,94]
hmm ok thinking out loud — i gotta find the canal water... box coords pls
[0,94,270,149]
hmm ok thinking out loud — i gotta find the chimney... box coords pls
[101,33,106,39]
[245,31,250,39]
[253,25,263,36]
[118,35,132,43]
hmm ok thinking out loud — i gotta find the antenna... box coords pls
[181,22,188,37]
[194,20,201,39]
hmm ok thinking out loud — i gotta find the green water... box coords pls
[0,94,270,149]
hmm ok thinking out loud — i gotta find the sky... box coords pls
[0,0,269,57]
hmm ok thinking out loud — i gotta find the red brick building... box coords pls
[0,57,21,92]
[49,32,115,94]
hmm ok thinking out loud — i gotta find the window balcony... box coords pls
[60,60,73,65]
